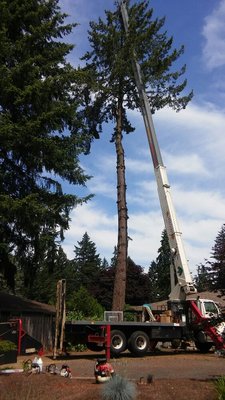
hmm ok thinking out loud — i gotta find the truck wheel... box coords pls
[195,331,213,353]
[171,339,181,349]
[128,331,149,356]
[195,341,212,353]
[110,330,127,355]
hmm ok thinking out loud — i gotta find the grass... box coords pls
[214,376,225,400]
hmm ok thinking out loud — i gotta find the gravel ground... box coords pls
[0,349,224,400]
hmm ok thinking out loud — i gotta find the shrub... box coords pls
[0,340,17,352]
[67,286,104,320]
[102,375,137,400]
[214,376,225,400]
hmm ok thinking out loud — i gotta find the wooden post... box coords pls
[53,279,66,359]
[106,324,111,361]
[59,279,66,353]
[53,281,60,359]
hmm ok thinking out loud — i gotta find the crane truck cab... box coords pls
[196,298,221,319]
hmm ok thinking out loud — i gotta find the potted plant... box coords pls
[0,340,17,365]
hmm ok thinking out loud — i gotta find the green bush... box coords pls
[67,286,104,320]
[214,376,225,400]
[0,340,17,352]
[66,341,87,352]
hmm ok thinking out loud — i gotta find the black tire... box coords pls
[128,331,149,356]
[110,330,127,355]
[195,331,213,353]
[171,339,181,349]
[195,341,212,353]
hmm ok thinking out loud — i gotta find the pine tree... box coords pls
[73,232,102,296]
[31,246,74,304]
[81,1,192,310]
[0,0,93,292]
[195,262,212,292]
[148,229,171,301]
[207,224,225,294]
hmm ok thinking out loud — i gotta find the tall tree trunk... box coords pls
[112,100,128,311]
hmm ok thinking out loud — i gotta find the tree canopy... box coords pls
[72,232,103,295]
[0,0,93,293]
[148,229,171,301]
[196,224,225,294]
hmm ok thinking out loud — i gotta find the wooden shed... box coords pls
[0,292,56,351]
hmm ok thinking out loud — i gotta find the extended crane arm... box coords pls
[120,0,196,300]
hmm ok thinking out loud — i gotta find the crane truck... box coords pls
[64,0,225,358]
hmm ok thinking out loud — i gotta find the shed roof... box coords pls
[0,292,55,315]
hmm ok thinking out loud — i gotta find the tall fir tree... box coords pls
[207,224,225,294]
[31,246,74,304]
[81,0,192,310]
[148,229,171,301]
[0,0,93,293]
[194,262,212,292]
[73,232,102,297]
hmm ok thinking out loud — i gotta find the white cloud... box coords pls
[88,175,116,199]
[127,179,158,208]
[152,104,225,171]
[156,102,225,135]
[180,218,222,273]
[173,187,225,220]
[62,202,165,269]
[162,151,209,176]
[128,211,164,267]
[126,158,150,174]
[63,202,118,259]
[202,0,225,69]
[129,102,225,150]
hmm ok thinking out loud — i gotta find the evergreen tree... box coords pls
[31,246,74,304]
[148,229,171,301]
[126,257,150,305]
[110,247,118,270]
[101,258,109,269]
[194,262,212,292]
[207,224,225,294]
[0,0,93,293]
[95,265,115,310]
[81,0,192,310]
[73,232,102,296]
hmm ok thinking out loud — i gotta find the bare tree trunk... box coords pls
[112,101,128,311]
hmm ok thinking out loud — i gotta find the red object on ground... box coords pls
[94,358,115,383]
[38,348,44,357]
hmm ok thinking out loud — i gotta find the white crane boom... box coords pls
[120,0,197,300]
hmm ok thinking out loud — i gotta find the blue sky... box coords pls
[59,0,225,276]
